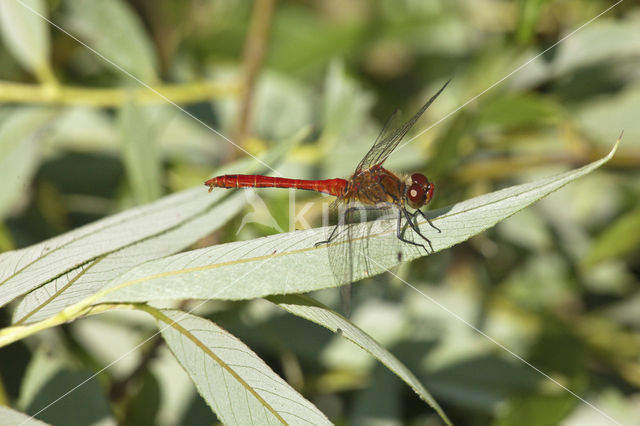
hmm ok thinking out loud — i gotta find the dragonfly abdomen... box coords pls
[206,174,347,196]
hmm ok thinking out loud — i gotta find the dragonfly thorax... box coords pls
[343,166,404,206]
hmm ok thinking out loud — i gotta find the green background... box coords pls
[0,0,639,424]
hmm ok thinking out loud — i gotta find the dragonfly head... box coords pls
[406,173,435,209]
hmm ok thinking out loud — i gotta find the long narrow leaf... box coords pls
[0,134,300,309]
[0,108,56,219]
[268,294,453,425]
[66,0,158,82]
[0,187,210,308]
[0,406,50,426]
[94,141,618,304]
[12,192,246,325]
[118,101,162,203]
[0,0,52,81]
[156,308,331,425]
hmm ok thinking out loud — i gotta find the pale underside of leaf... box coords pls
[12,192,248,325]
[0,406,51,426]
[0,108,56,220]
[0,187,215,309]
[157,309,331,426]
[0,134,298,310]
[0,0,51,78]
[65,0,158,82]
[268,294,453,426]
[118,101,162,203]
[94,141,618,304]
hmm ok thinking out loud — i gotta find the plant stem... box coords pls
[0,302,149,349]
[0,79,241,107]
[454,148,640,183]
[231,0,277,150]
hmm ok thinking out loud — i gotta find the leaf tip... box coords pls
[606,132,622,160]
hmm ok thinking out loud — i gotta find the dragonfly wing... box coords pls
[356,109,401,172]
[325,201,424,316]
[356,80,450,171]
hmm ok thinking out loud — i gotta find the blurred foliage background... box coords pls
[0,0,639,424]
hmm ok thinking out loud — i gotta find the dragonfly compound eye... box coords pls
[411,173,428,187]
[408,173,434,208]
[407,183,426,208]
[425,182,435,204]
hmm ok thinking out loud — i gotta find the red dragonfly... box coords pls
[206,81,448,291]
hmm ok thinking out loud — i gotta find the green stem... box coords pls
[0,303,92,348]
[232,0,277,148]
[0,302,156,349]
[0,79,241,107]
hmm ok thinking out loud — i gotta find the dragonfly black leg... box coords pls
[414,209,440,233]
[405,209,435,252]
[314,222,340,247]
[315,206,359,246]
[315,205,391,247]
[396,209,431,253]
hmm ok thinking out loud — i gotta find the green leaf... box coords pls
[494,393,576,426]
[48,107,118,152]
[554,14,640,76]
[11,191,247,325]
[253,72,315,142]
[149,342,203,425]
[0,187,211,310]
[350,367,402,425]
[0,223,14,251]
[66,0,158,82]
[562,388,640,425]
[575,86,640,147]
[94,141,618,304]
[268,294,453,425]
[118,101,162,203]
[17,344,113,425]
[268,8,363,76]
[155,308,331,425]
[0,406,51,426]
[0,107,56,220]
[0,135,299,310]
[320,60,377,177]
[321,60,374,147]
[24,371,112,425]
[476,93,563,131]
[0,0,54,83]
[122,370,160,426]
[514,0,551,45]
[583,208,640,267]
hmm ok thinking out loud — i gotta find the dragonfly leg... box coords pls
[314,223,339,247]
[414,209,441,233]
[315,205,391,247]
[396,209,431,253]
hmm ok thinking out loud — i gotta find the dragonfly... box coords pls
[206,81,448,303]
